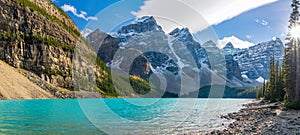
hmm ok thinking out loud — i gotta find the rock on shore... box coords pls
[208,101,300,135]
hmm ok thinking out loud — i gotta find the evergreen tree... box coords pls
[283,0,300,102]
[266,56,276,101]
[262,79,266,97]
[288,0,300,29]
[275,61,285,101]
[278,66,285,101]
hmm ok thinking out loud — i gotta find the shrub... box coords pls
[284,100,300,110]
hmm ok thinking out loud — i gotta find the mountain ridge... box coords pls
[85,16,284,94]
[84,16,284,97]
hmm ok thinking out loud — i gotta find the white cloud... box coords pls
[132,0,277,33]
[255,19,269,27]
[61,4,98,21]
[246,35,253,39]
[217,36,254,49]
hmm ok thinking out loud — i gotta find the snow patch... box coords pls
[167,36,185,69]
[81,28,93,38]
[256,76,265,83]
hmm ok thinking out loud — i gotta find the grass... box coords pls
[16,0,80,37]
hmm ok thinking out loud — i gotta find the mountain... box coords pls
[81,28,93,38]
[223,38,284,82]
[84,16,285,97]
[118,16,164,35]
[0,0,108,99]
[169,28,209,68]
[85,16,265,97]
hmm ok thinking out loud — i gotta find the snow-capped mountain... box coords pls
[169,28,209,68]
[84,16,285,95]
[81,28,93,38]
[222,38,284,82]
[116,16,164,39]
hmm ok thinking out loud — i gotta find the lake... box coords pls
[0,98,253,134]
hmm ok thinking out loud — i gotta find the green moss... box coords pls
[16,0,80,37]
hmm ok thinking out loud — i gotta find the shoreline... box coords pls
[208,100,300,134]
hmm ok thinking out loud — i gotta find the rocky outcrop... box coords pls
[169,28,209,68]
[86,29,108,52]
[225,55,242,80]
[0,0,79,88]
[0,0,110,98]
[96,34,120,63]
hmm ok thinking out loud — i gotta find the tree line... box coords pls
[257,0,300,109]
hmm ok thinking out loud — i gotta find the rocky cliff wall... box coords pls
[0,0,79,88]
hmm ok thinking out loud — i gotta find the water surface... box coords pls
[0,98,252,134]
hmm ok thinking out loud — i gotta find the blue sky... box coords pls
[52,0,291,48]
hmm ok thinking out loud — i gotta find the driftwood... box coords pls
[242,104,280,111]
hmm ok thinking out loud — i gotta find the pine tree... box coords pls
[262,79,266,97]
[275,61,285,101]
[266,56,276,101]
[278,66,285,101]
[284,0,300,102]
[288,0,300,29]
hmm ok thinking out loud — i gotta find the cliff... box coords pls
[0,0,80,88]
[0,0,109,98]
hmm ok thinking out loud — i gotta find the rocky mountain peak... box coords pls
[223,42,236,56]
[203,40,218,48]
[134,16,155,23]
[87,28,106,39]
[224,42,235,49]
[85,28,109,52]
[117,16,164,34]
[169,28,193,42]
[81,28,93,38]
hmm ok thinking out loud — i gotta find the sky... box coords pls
[52,0,291,48]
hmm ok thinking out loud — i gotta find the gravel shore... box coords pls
[208,100,300,135]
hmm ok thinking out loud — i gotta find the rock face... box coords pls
[0,0,80,88]
[223,38,284,81]
[169,28,209,68]
[86,29,108,53]
[0,0,108,94]
[225,55,242,80]
[117,16,164,34]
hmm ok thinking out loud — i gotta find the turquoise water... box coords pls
[0,98,252,134]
